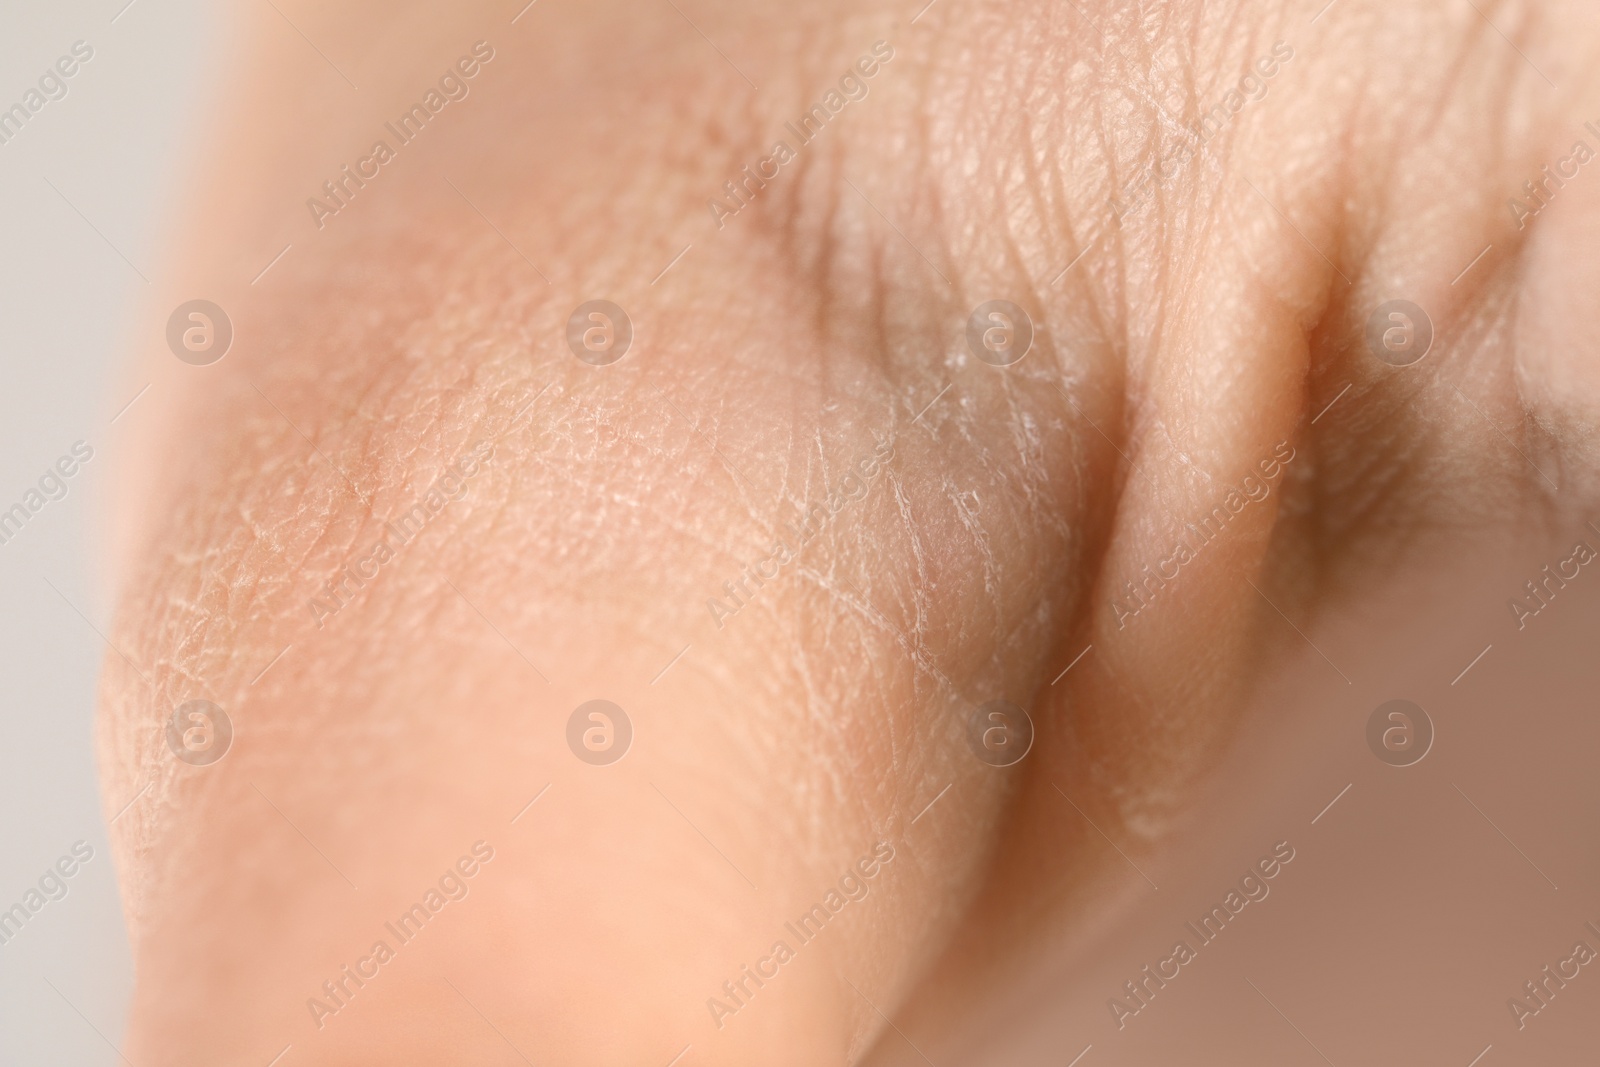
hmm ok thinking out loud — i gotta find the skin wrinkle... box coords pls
[892,494,1033,710]
[1312,207,1536,559]
[809,145,850,351]
[93,0,1600,1061]
[654,390,768,524]
[954,475,1003,613]
[1015,79,1067,276]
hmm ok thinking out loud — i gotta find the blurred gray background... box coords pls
[0,1,217,1062]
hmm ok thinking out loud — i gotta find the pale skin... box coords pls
[97,0,1600,1063]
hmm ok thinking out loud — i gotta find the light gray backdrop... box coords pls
[0,1,216,1063]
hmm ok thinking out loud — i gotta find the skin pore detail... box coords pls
[93,0,1600,1063]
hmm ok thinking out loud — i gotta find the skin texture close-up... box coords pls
[62,0,1600,1062]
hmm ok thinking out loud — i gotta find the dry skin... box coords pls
[96,0,1600,1063]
